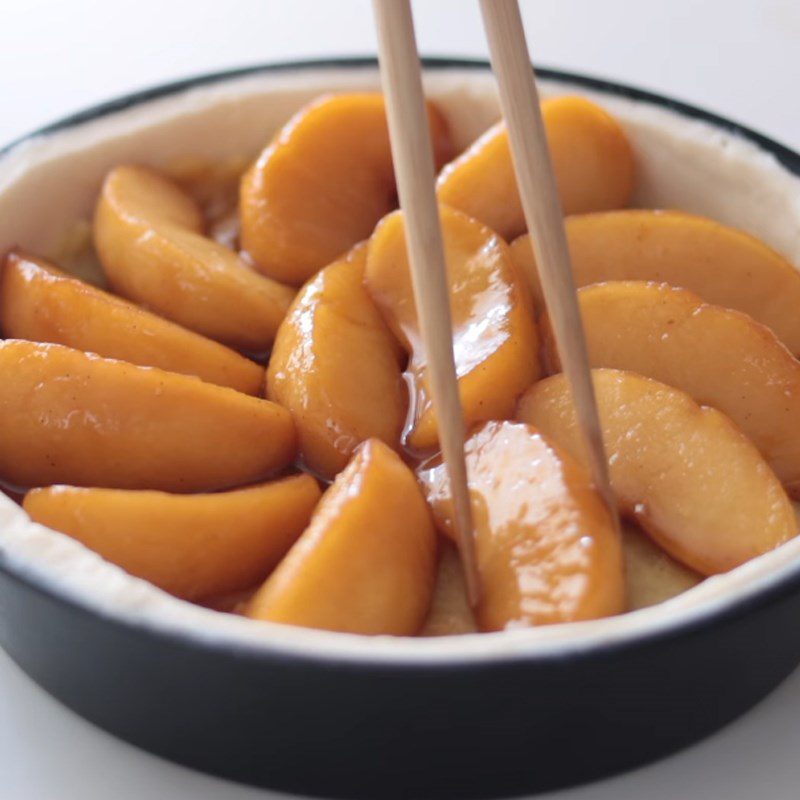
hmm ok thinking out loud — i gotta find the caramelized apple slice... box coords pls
[543,281,800,496]
[510,210,800,354]
[94,165,294,351]
[420,539,478,637]
[240,93,453,285]
[418,421,624,631]
[0,340,295,491]
[621,522,702,611]
[24,475,321,601]
[365,206,540,451]
[247,439,436,635]
[519,369,797,574]
[0,251,264,395]
[198,586,258,615]
[267,244,406,478]
[437,96,634,240]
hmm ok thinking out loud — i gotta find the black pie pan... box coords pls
[0,58,799,800]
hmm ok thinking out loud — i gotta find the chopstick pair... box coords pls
[372,0,618,608]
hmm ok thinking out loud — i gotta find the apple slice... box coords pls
[24,475,321,601]
[0,339,295,492]
[94,165,295,351]
[519,368,797,575]
[240,93,453,285]
[0,251,264,395]
[420,539,478,637]
[267,244,406,479]
[418,421,624,631]
[365,205,540,451]
[437,96,634,240]
[247,439,437,635]
[621,522,702,611]
[509,210,800,354]
[543,281,800,496]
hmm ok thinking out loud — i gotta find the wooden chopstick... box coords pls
[372,0,481,606]
[479,0,620,527]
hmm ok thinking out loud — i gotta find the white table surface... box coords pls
[1,1,799,798]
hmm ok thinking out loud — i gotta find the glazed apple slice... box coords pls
[621,522,702,611]
[542,281,800,496]
[365,205,540,451]
[0,340,295,492]
[267,244,406,479]
[94,165,295,351]
[23,475,321,601]
[518,369,798,575]
[437,96,634,240]
[418,421,624,631]
[0,251,264,395]
[510,210,800,354]
[247,439,437,635]
[419,539,478,637]
[240,93,453,285]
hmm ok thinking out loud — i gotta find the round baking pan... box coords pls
[1,57,799,800]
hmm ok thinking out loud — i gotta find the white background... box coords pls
[1,1,799,798]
